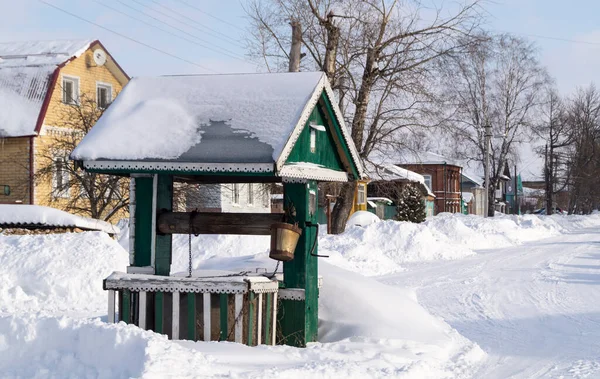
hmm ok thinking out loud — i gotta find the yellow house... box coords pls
[0,39,129,219]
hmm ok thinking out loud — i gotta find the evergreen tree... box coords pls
[396,185,426,223]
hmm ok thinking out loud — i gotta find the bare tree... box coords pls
[532,87,573,215]
[564,84,600,214]
[35,94,129,222]
[246,0,484,232]
[442,34,549,216]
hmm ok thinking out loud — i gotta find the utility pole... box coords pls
[484,124,492,218]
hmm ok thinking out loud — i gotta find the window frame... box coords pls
[423,174,432,192]
[96,81,113,109]
[52,154,71,198]
[357,183,366,205]
[62,75,80,105]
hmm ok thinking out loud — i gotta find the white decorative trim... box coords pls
[104,272,279,294]
[107,290,115,323]
[274,74,366,180]
[234,294,243,343]
[279,164,348,182]
[279,288,305,301]
[139,291,147,329]
[271,292,277,346]
[203,293,211,341]
[282,177,307,184]
[83,160,274,174]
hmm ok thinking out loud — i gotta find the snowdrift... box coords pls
[0,232,128,316]
[2,213,599,377]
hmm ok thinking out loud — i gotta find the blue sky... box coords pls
[1,0,599,94]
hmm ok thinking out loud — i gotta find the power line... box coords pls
[139,0,244,48]
[38,0,217,73]
[175,0,245,31]
[96,0,249,63]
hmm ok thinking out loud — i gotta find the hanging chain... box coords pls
[269,260,280,279]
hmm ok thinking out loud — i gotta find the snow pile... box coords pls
[0,204,119,234]
[319,212,600,276]
[0,262,485,378]
[0,232,128,316]
[0,85,42,137]
[346,210,380,227]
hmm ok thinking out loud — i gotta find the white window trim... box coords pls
[62,75,80,105]
[423,174,432,191]
[357,183,366,205]
[310,129,316,153]
[96,81,113,109]
[52,154,71,198]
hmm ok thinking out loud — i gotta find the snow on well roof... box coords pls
[0,204,119,235]
[73,72,324,162]
[0,39,93,137]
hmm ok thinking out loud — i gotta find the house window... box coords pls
[357,183,366,205]
[247,183,254,205]
[62,76,79,104]
[232,183,240,204]
[96,83,112,109]
[310,129,316,153]
[53,156,70,198]
[423,175,432,191]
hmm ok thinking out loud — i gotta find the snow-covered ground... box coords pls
[1,213,600,378]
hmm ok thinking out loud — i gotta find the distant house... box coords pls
[0,39,128,213]
[364,162,436,219]
[392,152,463,214]
[461,170,485,216]
[185,183,271,213]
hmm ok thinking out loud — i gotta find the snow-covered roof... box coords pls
[371,150,461,167]
[0,204,119,234]
[72,72,365,181]
[461,171,483,186]
[365,161,425,184]
[0,39,93,137]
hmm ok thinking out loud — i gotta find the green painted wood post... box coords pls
[247,292,255,346]
[155,175,173,276]
[187,293,196,340]
[280,180,319,347]
[219,294,228,341]
[121,290,131,323]
[133,177,153,267]
[155,292,164,333]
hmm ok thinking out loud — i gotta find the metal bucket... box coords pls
[269,223,302,261]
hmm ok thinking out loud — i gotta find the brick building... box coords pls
[0,40,128,217]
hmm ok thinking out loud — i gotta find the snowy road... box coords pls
[382,226,600,378]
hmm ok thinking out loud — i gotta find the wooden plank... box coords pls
[155,292,164,334]
[247,292,254,346]
[139,291,147,329]
[156,212,284,235]
[133,177,153,267]
[257,293,263,345]
[121,290,131,323]
[272,292,278,345]
[219,294,228,341]
[203,293,211,342]
[234,294,243,343]
[187,293,196,340]
[172,291,180,340]
[264,293,271,345]
[107,290,115,323]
